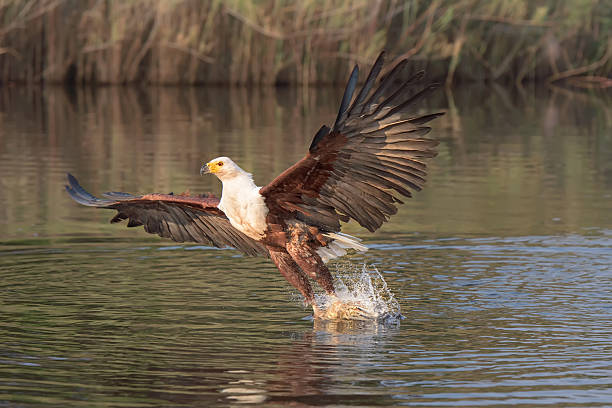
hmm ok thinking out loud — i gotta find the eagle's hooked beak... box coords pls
[200,163,210,176]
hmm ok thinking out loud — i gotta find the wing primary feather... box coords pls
[67,174,96,201]
[127,218,143,227]
[378,84,441,122]
[65,186,92,207]
[367,72,428,120]
[344,149,430,173]
[166,205,194,242]
[65,174,115,207]
[407,112,445,125]
[333,65,359,130]
[308,125,331,153]
[346,51,385,117]
[358,60,411,115]
[110,213,126,223]
[102,191,138,200]
[160,218,173,240]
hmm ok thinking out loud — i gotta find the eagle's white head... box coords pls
[200,156,247,181]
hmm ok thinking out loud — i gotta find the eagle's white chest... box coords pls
[218,176,269,240]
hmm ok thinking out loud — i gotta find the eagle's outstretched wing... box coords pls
[260,51,443,232]
[65,174,269,257]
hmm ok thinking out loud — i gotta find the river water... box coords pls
[1,84,611,407]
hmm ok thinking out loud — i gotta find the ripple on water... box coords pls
[1,232,612,407]
[1,81,612,407]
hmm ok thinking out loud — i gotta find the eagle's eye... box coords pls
[217,162,224,167]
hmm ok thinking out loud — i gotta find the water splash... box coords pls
[313,262,403,323]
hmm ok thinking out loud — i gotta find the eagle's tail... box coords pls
[316,232,368,263]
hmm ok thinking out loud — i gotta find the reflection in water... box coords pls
[0,84,611,407]
[0,84,610,241]
[218,305,403,406]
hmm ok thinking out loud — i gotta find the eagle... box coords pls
[66,51,443,317]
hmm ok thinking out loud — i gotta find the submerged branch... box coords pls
[548,41,612,83]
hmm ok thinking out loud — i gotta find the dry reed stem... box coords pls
[0,0,609,85]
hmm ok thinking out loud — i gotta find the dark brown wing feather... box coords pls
[65,174,269,257]
[260,51,443,233]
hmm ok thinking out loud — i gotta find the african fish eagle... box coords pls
[66,51,443,315]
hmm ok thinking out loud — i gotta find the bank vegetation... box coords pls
[0,0,610,86]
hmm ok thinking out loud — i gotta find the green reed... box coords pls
[0,0,610,85]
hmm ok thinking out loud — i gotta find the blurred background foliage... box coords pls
[0,0,610,86]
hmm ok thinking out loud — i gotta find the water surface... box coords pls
[1,84,611,407]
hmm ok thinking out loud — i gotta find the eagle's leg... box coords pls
[285,234,335,296]
[268,247,315,304]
